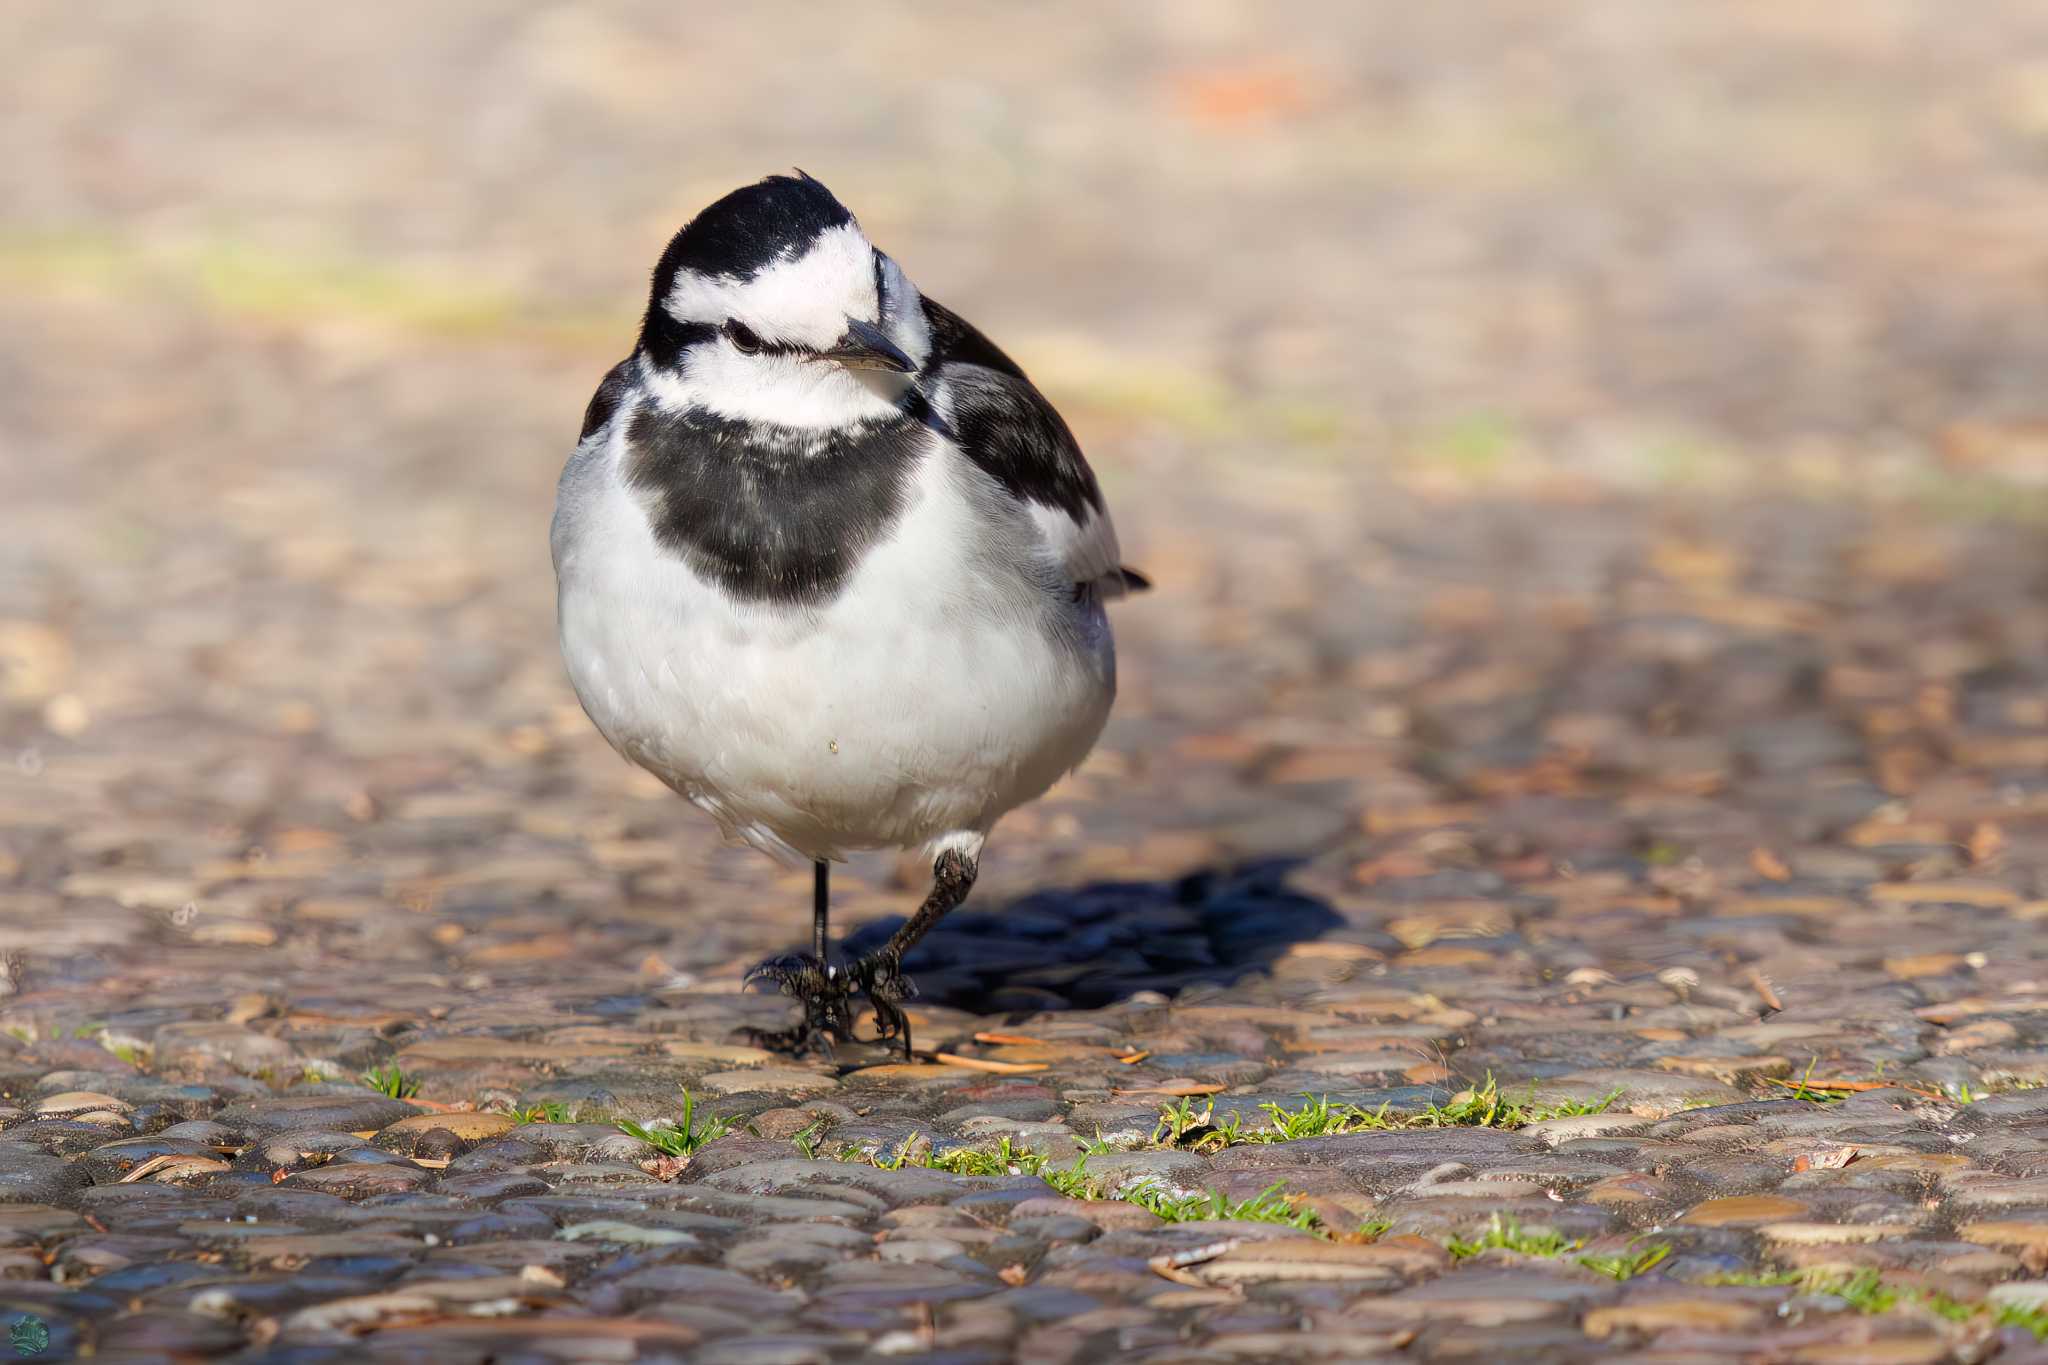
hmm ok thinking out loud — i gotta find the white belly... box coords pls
[552,435,1115,864]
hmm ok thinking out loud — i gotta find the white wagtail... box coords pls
[552,173,1146,1056]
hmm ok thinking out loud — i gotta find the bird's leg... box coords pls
[849,847,978,1060]
[742,861,854,1054]
[813,858,830,962]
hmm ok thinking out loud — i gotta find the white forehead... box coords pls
[662,221,877,349]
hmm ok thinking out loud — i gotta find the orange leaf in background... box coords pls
[1115,1082,1224,1097]
[971,1032,1049,1047]
[1365,804,1482,836]
[1352,852,1436,885]
[1649,539,1740,588]
[1748,969,1783,1013]
[1170,61,1321,129]
[1970,822,2005,865]
[1750,847,1791,882]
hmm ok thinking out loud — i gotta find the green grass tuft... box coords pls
[1578,1242,1673,1281]
[1778,1057,1849,1105]
[359,1064,420,1099]
[836,1137,1324,1233]
[1702,1267,2048,1339]
[1150,1078,1623,1152]
[1445,1214,1671,1280]
[1123,1180,1321,1231]
[1947,1078,2046,1104]
[1996,1302,2048,1341]
[790,1118,827,1159]
[1446,1213,1578,1260]
[617,1089,730,1158]
[514,1100,578,1125]
[923,1137,1041,1177]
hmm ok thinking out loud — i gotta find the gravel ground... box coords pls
[6,4,2048,1361]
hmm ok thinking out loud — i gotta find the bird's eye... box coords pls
[726,321,763,354]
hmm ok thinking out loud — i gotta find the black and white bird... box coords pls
[552,173,1146,1056]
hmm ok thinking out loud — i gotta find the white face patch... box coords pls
[653,225,937,430]
[664,221,878,350]
[876,252,932,371]
[646,345,908,430]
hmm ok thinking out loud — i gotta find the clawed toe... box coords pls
[738,948,921,1060]
[744,951,832,995]
[742,952,854,1055]
[851,954,918,1060]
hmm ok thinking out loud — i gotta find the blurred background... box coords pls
[5,2,2048,983]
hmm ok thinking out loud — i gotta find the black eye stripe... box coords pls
[723,320,805,358]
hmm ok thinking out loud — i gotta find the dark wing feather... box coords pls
[921,295,1030,381]
[923,296,1148,595]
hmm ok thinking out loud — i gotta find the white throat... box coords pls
[644,350,908,429]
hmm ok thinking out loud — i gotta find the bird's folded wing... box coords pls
[924,297,1149,598]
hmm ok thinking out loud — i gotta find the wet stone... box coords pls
[215,1094,419,1136]
[285,1161,436,1198]
[91,1308,249,1356]
[0,1143,85,1205]
[252,1130,407,1171]
[2,1119,129,1156]
[374,1110,517,1154]
[79,1134,229,1184]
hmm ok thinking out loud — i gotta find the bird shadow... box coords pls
[835,858,1342,1017]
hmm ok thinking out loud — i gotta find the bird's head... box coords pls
[639,173,931,429]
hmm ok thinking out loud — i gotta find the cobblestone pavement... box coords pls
[8,4,2048,1361]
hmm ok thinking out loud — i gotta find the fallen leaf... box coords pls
[971,1032,1049,1047]
[1761,1076,1941,1099]
[1115,1082,1225,1097]
[1761,1077,1888,1093]
[997,1263,1031,1286]
[1750,847,1791,881]
[932,1053,1048,1074]
[1169,62,1320,128]
[119,1153,230,1183]
[1970,822,2005,865]
[1117,1051,1152,1065]
[1748,969,1783,1013]
[1148,1239,1241,1287]
[1792,1145,1859,1173]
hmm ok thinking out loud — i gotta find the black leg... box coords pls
[850,847,978,1060]
[813,860,829,962]
[741,860,852,1054]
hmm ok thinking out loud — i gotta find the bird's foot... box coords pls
[850,951,918,1060]
[740,953,855,1056]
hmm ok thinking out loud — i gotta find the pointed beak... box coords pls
[819,317,915,374]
